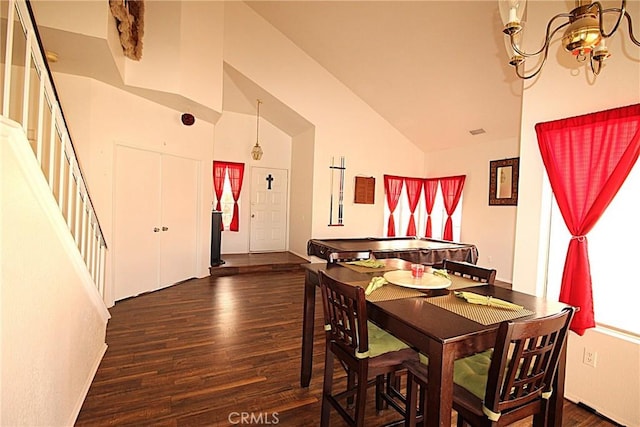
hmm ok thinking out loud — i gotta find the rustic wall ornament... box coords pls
[109,0,145,61]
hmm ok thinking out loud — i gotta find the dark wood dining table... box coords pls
[300,258,570,427]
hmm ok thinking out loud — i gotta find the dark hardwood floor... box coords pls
[76,263,618,426]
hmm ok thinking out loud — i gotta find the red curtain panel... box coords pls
[384,175,404,237]
[439,175,466,241]
[536,104,640,335]
[423,178,439,237]
[213,161,226,211]
[404,177,424,236]
[225,162,245,232]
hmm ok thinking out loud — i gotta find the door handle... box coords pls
[153,227,160,232]
[162,226,169,231]
[251,214,255,218]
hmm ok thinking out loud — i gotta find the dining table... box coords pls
[300,258,570,427]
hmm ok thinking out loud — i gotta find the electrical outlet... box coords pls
[583,347,597,367]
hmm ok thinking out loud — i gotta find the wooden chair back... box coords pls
[327,251,372,264]
[443,259,496,284]
[464,306,576,425]
[318,270,417,426]
[319,271,369,358]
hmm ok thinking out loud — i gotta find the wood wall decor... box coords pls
[354,176,375,204]
[109,0,145,61]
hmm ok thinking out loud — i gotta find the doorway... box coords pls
[249,167,288,252]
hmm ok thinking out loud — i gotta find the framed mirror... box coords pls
[489,157,519,206]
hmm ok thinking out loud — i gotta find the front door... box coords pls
[249,167,288,252]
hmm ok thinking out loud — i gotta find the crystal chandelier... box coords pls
[251,99,264,161]
[500,0,640,79]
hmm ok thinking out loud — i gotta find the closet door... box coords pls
[114,146,162,300]
[114,146,199,301]
[159,154,199,286]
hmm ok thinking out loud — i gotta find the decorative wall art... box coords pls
[328,156,345,226]
[489,157,519,206]
[354,176,375,204]
[109,0,145,61]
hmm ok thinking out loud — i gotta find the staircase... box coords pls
[2,0,107,296]
[1,1,110,425]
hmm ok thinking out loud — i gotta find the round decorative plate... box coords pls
[383,270,452,290]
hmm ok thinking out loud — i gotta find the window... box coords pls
[213,161,245,232]
[547,161,639,336]
[218,174,235,230]
[384,183,462,241]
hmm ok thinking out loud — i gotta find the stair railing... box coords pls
[2,0,107,298]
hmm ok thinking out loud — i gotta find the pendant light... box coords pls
[251,99,264,160]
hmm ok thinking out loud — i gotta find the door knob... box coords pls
[251,214,255,218]
[153,227,160,232]
[162,226,169,231]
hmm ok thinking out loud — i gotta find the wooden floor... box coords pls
[76,254,618,426]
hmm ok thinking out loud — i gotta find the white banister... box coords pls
[20,27,32,133]
[1,0,108,300]
[35,73,45,163]
[58,132,66,211]
[2,0,15,116]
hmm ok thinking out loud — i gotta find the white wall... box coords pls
[28,0,111,38]
[52,73,216,307]
[512,2,640,425]
[223,2,425,241]
[1,118,109,426]
[121,1,224,112]
[213,110,293,254]
[289,127,316,258]
[425,137,520,283]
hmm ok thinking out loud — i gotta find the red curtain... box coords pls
[404,178,423,236]
[225,162,245,232]
[213,161,226,211]
[213,161,245,232]
[439,175,466,241]
[423,178,439,237]
[536,104,640,335]
[384,175,404,237]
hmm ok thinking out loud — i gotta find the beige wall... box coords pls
[52,74,216,307]
[425,136,520,283]
[213,110,293,254]
[1,118,109,426]
[223,2,426,240]
[513,2,640,425]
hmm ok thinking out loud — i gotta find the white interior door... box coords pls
[159,154,199,286]
[250,167,288,252]
[114,146,161,300]
[114,146,200,301]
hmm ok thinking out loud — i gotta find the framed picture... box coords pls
[489,157,519,206]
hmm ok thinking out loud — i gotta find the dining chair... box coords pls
[403,306,576,427]
[327,251,373,264]
[318,270,418,427]
[443,259,497,284]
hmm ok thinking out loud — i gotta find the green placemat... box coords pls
[425,293,534,325]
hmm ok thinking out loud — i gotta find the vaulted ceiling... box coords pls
[31,1,526,153]
[244,1,524,152]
